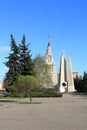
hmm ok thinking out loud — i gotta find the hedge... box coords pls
[30,90,62,97]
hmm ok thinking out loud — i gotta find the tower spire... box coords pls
[48,35,50,47]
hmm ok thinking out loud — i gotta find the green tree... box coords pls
[13,75,39,103]
[33,54,45,77]
[33,55,52,87]
[74,77,83,92]
[83,71,87,92]
[19,35,34,76]
[74,71,87,93]
[4,34,20,91]
[42,64,52,87]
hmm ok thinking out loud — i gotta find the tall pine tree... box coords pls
[4,34,20,87]
[19,35,34,76]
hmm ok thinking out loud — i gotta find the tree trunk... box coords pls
[28,92,32,104]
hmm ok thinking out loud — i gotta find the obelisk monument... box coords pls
[60,54,67,92]
[68,56,75,92]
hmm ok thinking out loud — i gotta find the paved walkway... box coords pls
[0,94,87,130]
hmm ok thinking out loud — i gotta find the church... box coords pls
[45,37,79,93]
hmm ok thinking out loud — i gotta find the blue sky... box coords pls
[0,0,87,82]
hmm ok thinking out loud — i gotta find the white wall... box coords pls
[0,83,3,90]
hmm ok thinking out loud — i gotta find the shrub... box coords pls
[13,75,40,102]
[30,90,62,97]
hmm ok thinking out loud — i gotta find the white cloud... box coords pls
[0,46,10,53]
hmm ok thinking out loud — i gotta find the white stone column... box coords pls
[60,54,67,93]
[68,56,75,92]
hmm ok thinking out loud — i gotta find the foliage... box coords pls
[33,55,52,87]
[74,77,83,92]
[19,35,34,76]
[83,72,87,92]
[74,71,87,93]
[20,102,41,104]
[4,34,20,90]
[33,54,45,77]
[4,34,35,93]
[41,64,52,87]
[13,75,40,103]
[30,90,62,97]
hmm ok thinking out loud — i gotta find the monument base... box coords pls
[68,86,75,92]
